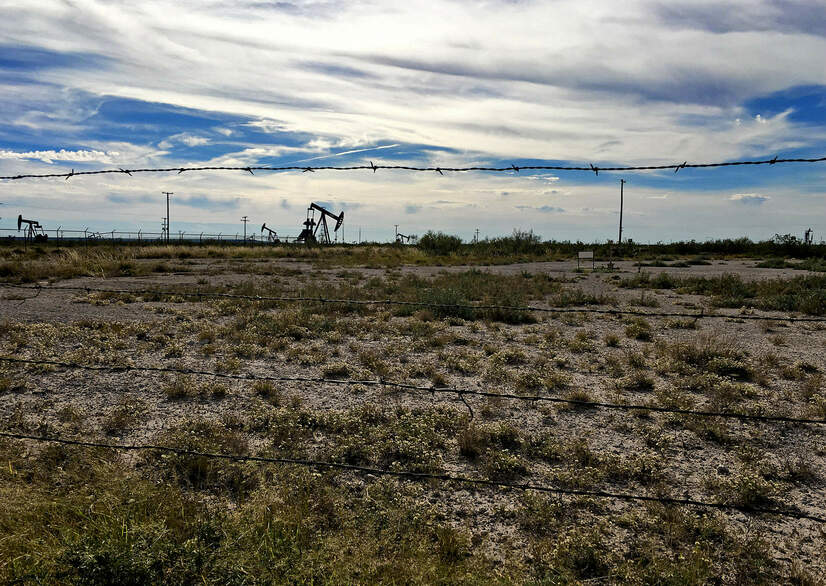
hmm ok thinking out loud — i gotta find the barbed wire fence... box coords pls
[2,355,824,425]
[3,283,826,323]
[1,430,823,523]
[1,154,825,181]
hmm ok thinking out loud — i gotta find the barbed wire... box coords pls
[2,356,823,425]
[0,430,822,522]
[1,155,825,181]
[3,283,825,323]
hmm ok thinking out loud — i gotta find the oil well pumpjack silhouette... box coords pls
[261,223,280,244]
[296,203,344,244]
[18,214,48,242]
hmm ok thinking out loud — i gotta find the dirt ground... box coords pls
[1,258,825,580]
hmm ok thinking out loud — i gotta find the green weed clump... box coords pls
[458,422,523,460]
[707,470,782,509]
[657,335,752,379]
[625,317,653,341]
[322,405,462,473]
[144,420,256,496]
[532,527,615,582]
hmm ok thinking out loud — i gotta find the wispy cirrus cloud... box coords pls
[0,0,825,241]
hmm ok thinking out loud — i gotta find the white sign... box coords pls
[578,251,594,259]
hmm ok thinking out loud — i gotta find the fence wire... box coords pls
[2,356,823,425]
[0,430,822,523]
[3,283,826,323]
[2,155,825,181]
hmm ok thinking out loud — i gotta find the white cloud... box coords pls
[729,193,770,205]
[0,148,115,164]
[180,135,211,147]
[2,0,824,165]
[158,133,212,149]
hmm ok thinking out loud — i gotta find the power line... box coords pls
[1,356,823,425]
[3,283,825,323]
[0,430,822,522]
[1,155,825,181]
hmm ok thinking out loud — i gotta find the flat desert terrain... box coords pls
[1,249,824,583]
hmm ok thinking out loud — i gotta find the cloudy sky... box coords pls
[0,0,825,242]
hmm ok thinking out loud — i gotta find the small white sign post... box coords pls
[578,250,595,270]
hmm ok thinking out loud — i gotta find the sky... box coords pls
[0,0,825,243]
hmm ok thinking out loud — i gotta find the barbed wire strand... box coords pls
[0,430,822,522]
[2,155,826,181]
[2,356,823,426]
[3,283,825,323]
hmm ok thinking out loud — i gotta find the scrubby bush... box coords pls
[418,231,463,255]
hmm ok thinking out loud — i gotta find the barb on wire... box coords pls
[2,283,824,323]
[1,355,823,426]
[0,430,822,522]
[2,155,825,181]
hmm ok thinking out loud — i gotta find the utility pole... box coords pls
[474,228,480,244]
[618,180,625,244]
[241,216,249,241]
[162,192,173,244]
[394,224,399,241]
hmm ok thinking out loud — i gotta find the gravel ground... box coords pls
[1,258,824,576]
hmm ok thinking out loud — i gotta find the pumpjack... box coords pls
[395,232,417,244]
[18,215,48,243]
[295,203,344,244]
[261,223,281,244]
